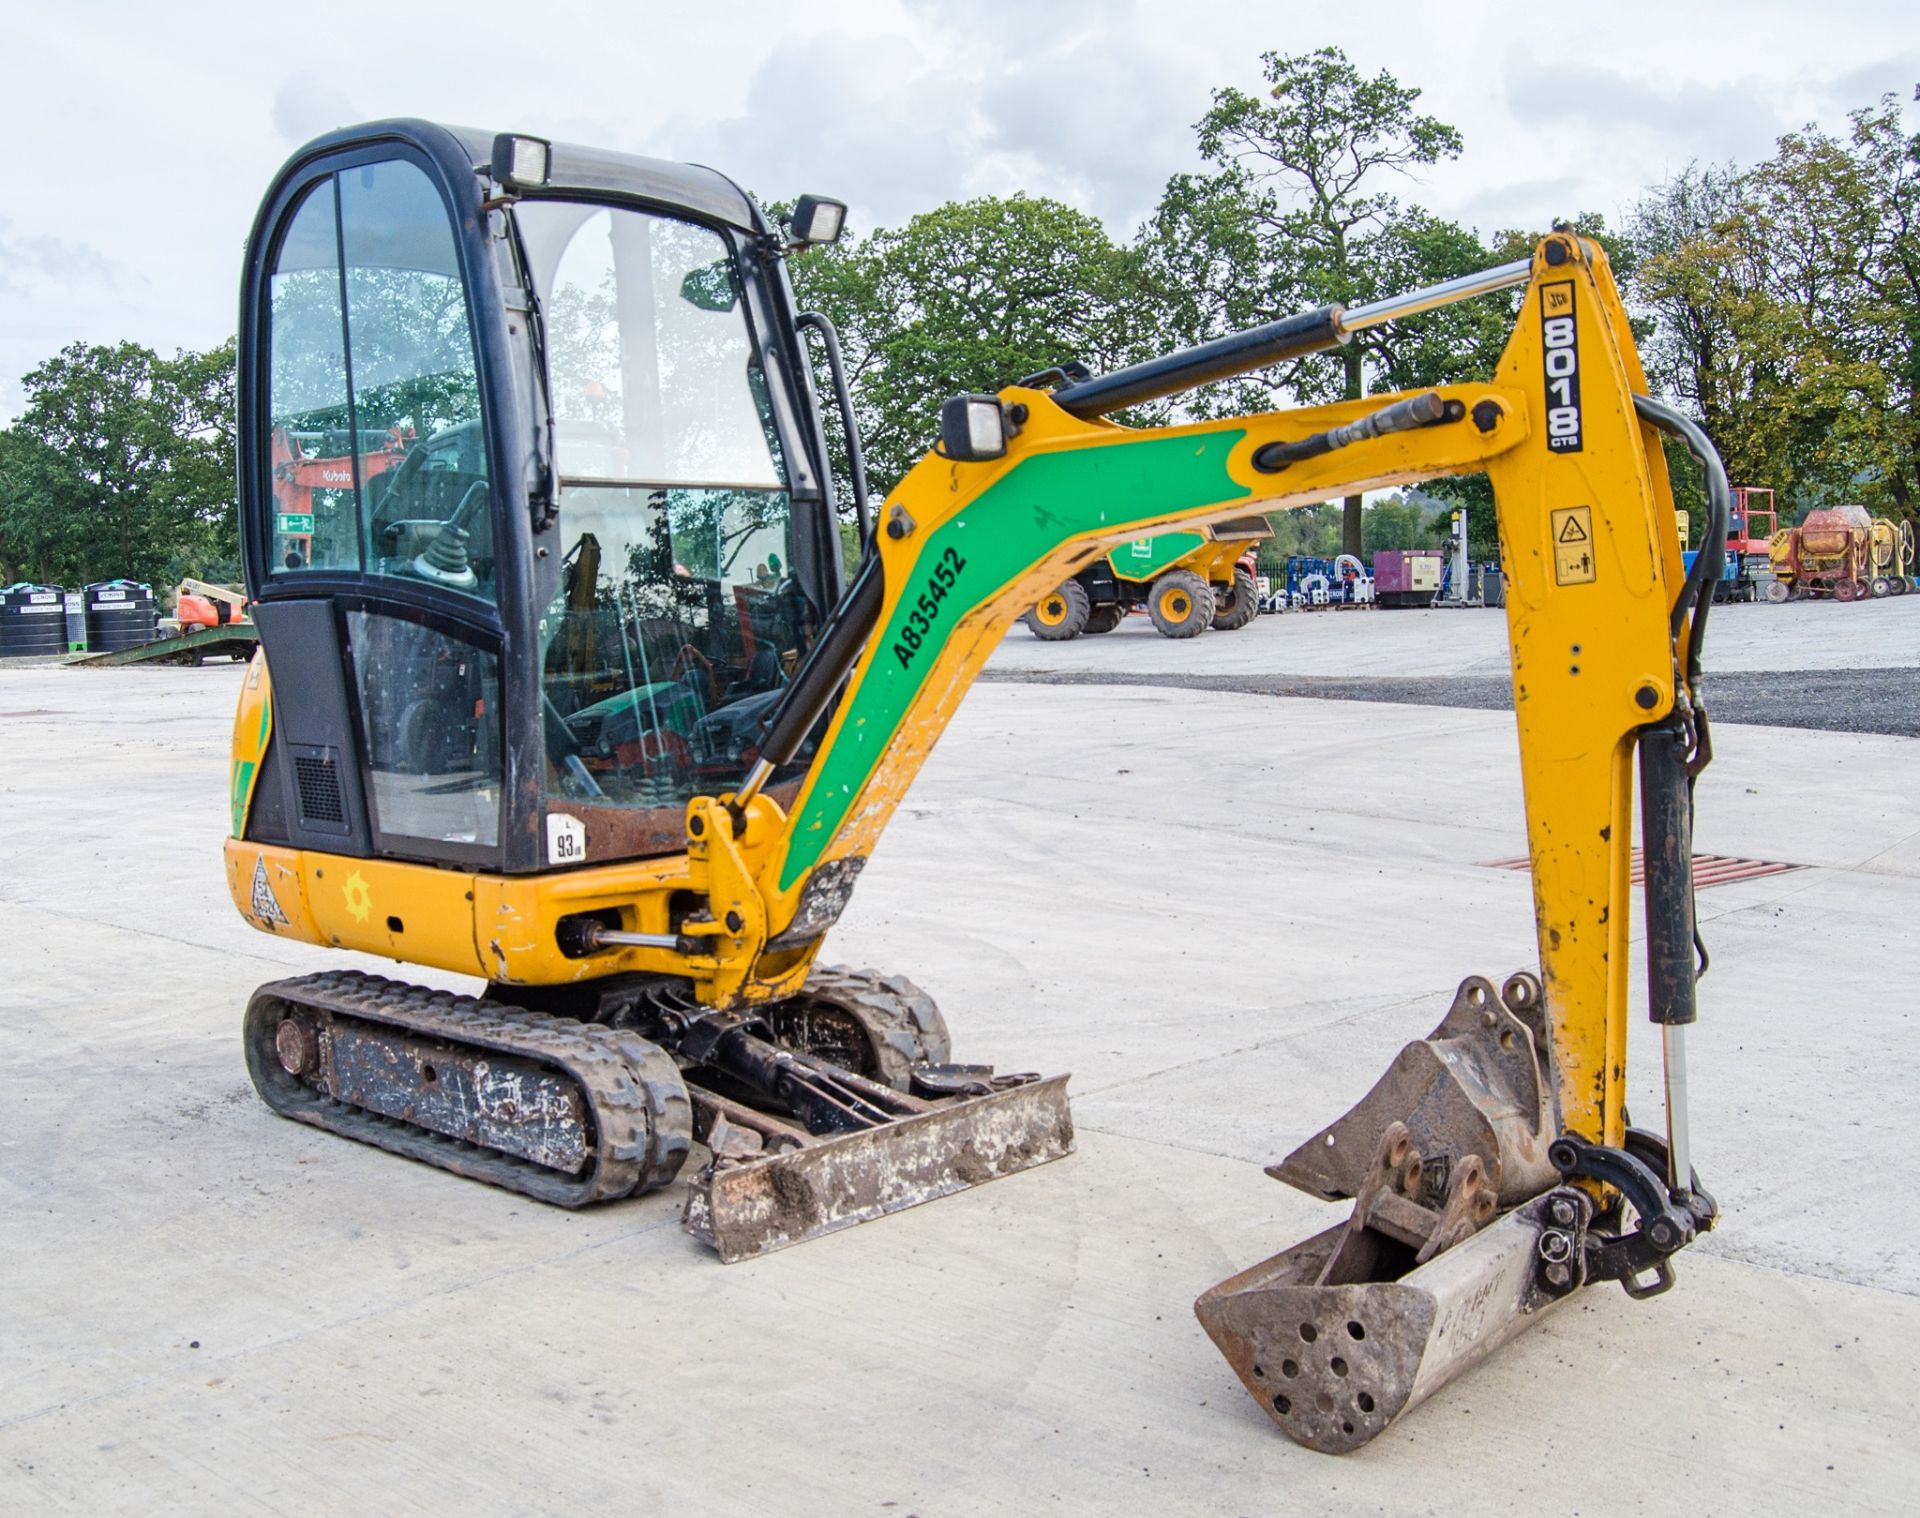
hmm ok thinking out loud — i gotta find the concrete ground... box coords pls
[3,608,1916,1514]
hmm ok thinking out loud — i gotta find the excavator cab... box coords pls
[240,123,845,874]
[232,121,1073,1249]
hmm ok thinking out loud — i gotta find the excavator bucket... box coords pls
[1197,974,1577,1451]
[1197,1185,1590,1452]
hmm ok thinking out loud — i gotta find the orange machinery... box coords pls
[268,426,410,571]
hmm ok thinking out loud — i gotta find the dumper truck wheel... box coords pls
[1083,603,1125,634]
[1026,580,1090,640]
[1148,569,1214,638]
[1210,567,1259,631]
[764,966,953,1091]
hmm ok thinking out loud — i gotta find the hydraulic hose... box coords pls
[1632,393,1729,687]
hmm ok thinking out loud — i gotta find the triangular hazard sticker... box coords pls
[251,855,290,926]
[1558,516,1588,543]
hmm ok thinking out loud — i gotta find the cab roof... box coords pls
[300,119,767,235]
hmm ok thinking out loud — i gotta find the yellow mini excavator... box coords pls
[227,121,1721,1451]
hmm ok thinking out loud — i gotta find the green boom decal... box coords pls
[780,430,1249,889]
[1107,530,1207,582]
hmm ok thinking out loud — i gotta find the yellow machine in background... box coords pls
[1025,522,1268,639]
[1769,505,1875,600]
[1871,515,1916,595]
[227,123,1721,1452]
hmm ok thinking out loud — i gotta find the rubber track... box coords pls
[787,965,952,1087]
[245,970,691,1208]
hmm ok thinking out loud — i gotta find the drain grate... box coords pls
[1483,850,1805,889]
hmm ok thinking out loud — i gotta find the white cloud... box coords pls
[0,0,1915,420]
[271,73,365,145]
[683,31,994,232]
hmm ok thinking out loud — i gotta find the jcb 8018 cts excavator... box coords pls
[228,121,1721,1452]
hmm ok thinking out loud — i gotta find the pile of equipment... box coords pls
[1261,553,1373,611]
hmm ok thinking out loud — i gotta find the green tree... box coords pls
[1852,98,1920,516]
[1179,46,1468,555]
[0,428,91,586]
[8,339,236,589]
[1361,492,1445,555]
[1254,505,1342,574]
[1629,163,1800,508]
[1746,99,1919,517]
[787,195,1148,492]
[1624,98,1920,529]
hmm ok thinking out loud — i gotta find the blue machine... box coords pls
[1682,548,1746,602]
[1283,556,1364,605]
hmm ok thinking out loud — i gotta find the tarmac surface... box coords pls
[3,598,1917,1515]
[989,595,1920,735]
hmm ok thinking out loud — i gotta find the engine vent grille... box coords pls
[291,746,348,831]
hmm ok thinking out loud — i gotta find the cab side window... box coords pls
[267,182,358,573]
[264,159,494,600]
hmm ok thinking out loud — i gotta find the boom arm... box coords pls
[724,233,1691,1160]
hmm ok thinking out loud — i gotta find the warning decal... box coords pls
[1551,506,1596,585]
[250,855,290,926]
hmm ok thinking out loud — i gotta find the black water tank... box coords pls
[1,583,69,656]
[83,579,160,651]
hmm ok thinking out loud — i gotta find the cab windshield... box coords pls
[513,200,816,859]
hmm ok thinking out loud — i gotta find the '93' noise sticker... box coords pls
[1540,281,1582,453]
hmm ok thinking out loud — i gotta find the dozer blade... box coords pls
[1195,1190,1582,1453]
[684,1074,1073,1262]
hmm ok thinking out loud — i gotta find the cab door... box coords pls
[242,144,513,870]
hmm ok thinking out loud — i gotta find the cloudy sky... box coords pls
[1,0,1913,417]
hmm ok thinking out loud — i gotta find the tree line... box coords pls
[0,340,235,590]
[3,47,1914,591]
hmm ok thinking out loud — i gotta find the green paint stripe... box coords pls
[780,430,1248,889]
[231,759,256,839]
[1107,530,1207,581]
